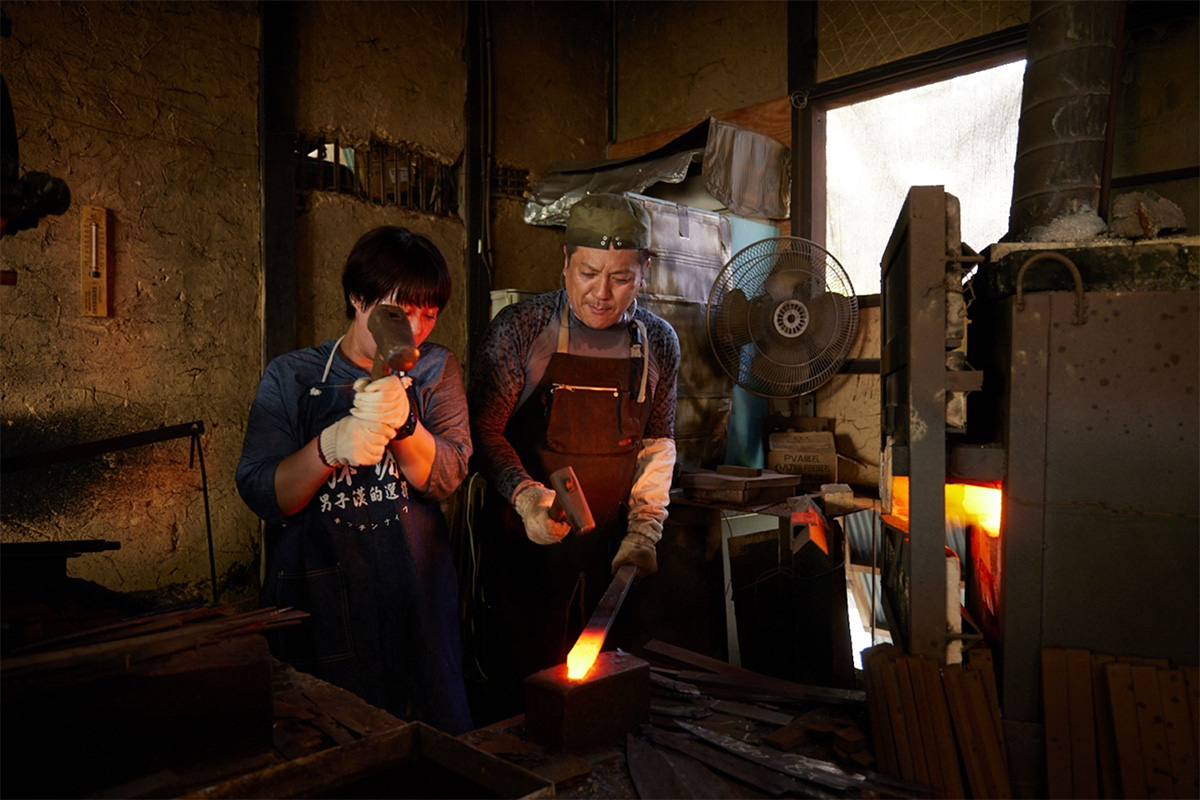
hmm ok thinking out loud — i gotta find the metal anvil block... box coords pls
[523,650,650,753]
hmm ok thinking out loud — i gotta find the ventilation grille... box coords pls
[298,138,457,217]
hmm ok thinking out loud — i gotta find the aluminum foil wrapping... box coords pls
[523,150,700,227]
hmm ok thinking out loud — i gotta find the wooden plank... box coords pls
[1091,653,1121,799]
[907,662,945,796]
[1184,666,1200,753]
[900,656,943,796]
[895,657,934,792]
[967,648,1008,763]
[674,670,865,706]
[943,664,990,799]
[709,699,793,727]
[1131,665,1175,798]
[1042,648,1074,798]
[1106,661,1149,799]
[1118,656,1171,669]
[643,639,745,676]
[963,667,1012,798]
[606,96,791,160]
[1065,648,1100,799]
[833,726,868,754]
[1157,669,1198,800]
[861,645,900,777]
[879,656,918,783]
[920,658,965,799]
[644,640,866,706]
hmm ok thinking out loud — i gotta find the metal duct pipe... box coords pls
[1007,0,1123,241]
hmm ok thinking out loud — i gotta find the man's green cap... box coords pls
[565,193,651,250]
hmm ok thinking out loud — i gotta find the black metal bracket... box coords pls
[1,420,219,605]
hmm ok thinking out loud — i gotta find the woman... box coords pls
[237,226,472,734]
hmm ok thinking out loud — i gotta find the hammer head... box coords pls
[367,305,420,380]
[549,466,596,535]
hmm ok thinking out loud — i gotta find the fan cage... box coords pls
[706,237,859,398]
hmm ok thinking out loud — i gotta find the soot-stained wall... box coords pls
[1,1,262,602]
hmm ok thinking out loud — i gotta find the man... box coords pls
[469,193,679,720]
[237,227,473,734]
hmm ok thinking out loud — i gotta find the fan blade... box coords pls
[720,287,754,349]
[804,291,855,351]
[762,267,806,303]
[746,336,812,396]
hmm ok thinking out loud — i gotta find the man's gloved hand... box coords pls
[513,483,570,545]
[319,416,393,467]
[351,375,411,428]
[612,532,657,578]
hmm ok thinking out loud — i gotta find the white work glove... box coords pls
[612,532,657,578]
[351,375,412,428]
[513,483,570,546]
[319,416,393,467]
[626,437,676,544]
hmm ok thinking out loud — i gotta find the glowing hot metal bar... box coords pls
[564,563,637,680]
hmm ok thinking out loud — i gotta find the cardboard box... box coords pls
[767,430,837,487]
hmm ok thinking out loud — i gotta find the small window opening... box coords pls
[298,138,458,217]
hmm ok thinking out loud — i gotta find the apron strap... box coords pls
[558,303,649,402]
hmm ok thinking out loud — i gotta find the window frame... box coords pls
[794,26,1029,276]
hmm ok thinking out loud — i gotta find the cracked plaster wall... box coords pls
[1,1,262,602]
[290,2,468,358]
[615,1,788,143]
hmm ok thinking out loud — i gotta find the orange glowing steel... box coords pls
[890,476,1003,538]
[565,630,606,680]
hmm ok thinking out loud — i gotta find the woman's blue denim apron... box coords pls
[261,372,472,734]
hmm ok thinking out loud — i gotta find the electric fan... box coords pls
[706,237,859,398]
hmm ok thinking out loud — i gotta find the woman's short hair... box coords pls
[342,227,452,319]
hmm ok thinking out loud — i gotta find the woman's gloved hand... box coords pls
[612,532,657,578]
[319,416,394,467]
[351,375,412,428]
[513,483,570,545]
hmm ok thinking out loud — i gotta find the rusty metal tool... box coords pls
[366,305,420,381]
[548,465,595,535]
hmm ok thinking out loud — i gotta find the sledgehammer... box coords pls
[367,305,421,380]
[548,466,595,535]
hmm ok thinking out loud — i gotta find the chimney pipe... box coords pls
[1006,0,1123,241]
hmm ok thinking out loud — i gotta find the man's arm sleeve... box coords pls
[626,436,676,544]
[468,306,535,504]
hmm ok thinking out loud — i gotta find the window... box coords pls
[824,59,1025,294]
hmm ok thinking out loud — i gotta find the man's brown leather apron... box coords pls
[478,313,652,717]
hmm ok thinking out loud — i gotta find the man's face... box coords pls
[562,246,646,330]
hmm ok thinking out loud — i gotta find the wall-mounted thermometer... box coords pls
[80,205,109,317]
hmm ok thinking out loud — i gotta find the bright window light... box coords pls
[826,59,1025,294]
